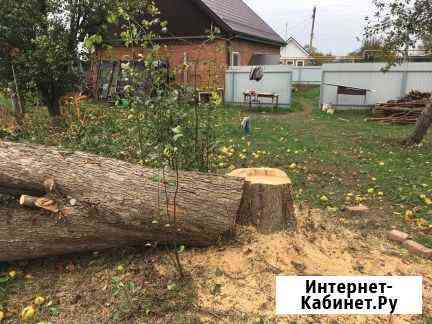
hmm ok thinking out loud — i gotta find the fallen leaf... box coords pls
[8,270,16,279]
[34,296,45,306]
[320,195,329,203]
[21,306,36,321]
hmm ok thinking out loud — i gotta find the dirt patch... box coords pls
[178,209,432,323]
[300,98,314,119]
[2,208,431,323]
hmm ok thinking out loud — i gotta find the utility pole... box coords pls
[309,6,317,52]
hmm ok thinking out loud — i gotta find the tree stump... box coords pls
[228,168,296,234]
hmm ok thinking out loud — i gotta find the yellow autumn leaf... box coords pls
[0,310,4,321]
[414,218,429,230]
[34,296,45,306]
[320,195,329,203]
[220,147,229,154]
[405,210,415,218]
[8,270,16,279]
[355,196,364,203]
[21,306,36,321]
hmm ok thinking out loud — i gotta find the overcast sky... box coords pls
[244,0,377,55]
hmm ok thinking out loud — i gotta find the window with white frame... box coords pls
[231,52,241,66]
[296,60,305,67]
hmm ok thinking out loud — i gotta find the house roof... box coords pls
[286,37,311,56]
[197,0,285,46]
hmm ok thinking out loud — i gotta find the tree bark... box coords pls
[47,98,62,126]
[228,168,296,234]
[0,141,244,261]
[10,91,24,127]
[404,101,432,146]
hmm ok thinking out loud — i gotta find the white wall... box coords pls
[281,40,310,60]
[225,66,292,107]
[320,62,432,107]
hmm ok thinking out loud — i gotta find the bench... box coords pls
[243,92,279,108]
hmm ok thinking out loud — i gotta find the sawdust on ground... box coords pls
[169,208,432,323]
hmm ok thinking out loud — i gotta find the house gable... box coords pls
[281,38,311,59]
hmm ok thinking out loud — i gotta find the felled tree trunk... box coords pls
[228,168,296,234]
[404,101,432,146]
[0,141,244,261]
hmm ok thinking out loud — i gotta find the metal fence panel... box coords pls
[320,63,432,107]
[406,72,432,93]
[225,66,292,107]
[291,66,322,85]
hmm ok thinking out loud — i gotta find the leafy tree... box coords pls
[424,37,432,52]
[303,45,335,65]
[348,37,395,62]
[366,0,432,146]
[0,0,113,123]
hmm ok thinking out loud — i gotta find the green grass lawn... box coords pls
[218,89,432,244]
[1,88,431,244]
[1,89,432,323]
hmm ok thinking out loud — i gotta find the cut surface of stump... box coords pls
[228,168,296,234]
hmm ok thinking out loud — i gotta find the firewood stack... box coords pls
[369,90,431,125]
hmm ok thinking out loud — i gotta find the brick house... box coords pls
[91,0,285,97]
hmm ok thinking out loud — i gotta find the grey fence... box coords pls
[291,66,322,85]
[320,63,432,108]
[225,66,293,107]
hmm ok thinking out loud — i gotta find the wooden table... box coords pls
[243,92,279,108]
[336,86,369,105]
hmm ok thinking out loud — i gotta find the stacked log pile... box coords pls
[369,90,431,124]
